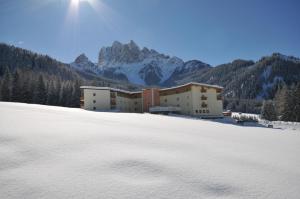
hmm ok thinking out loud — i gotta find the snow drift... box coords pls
[0,102,299,199]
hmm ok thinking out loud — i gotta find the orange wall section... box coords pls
[142,88,160,112]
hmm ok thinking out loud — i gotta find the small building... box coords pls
[80,82,223,118]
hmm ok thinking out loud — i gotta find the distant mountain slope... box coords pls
[175,54,300,99]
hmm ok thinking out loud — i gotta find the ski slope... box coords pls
[0,102,299,199]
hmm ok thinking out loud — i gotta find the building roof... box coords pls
[80,86,141,94]
[80,82,223,94]
[160,82,223,91]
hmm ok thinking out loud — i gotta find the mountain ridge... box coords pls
[71,40,211,86]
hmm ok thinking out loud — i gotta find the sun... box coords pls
[71,0,92,6]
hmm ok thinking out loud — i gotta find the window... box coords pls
[93,93,96,96]
[195,110,198,113]
[217,94,222,100]
[201,87,207,93]
[206,110,210,113]
[93,107,96,110]
[199,110,202,113]
[134,101,138,105]
[201,95,207,100]
[93,100,96,103]
[201,102,208,108]
[187,95,189,99]
[164,99,167,103]
[177,104,180,107]
[177,97,180,101]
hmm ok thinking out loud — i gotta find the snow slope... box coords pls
[0,102,300,199]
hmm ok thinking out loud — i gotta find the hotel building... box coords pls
[80,82,223,117]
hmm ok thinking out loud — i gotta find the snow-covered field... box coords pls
[0,102,300,199]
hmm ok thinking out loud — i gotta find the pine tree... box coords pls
[261,100,277,121]
[60,83,70,107]
[293,83,300,122]
[34,75,47,104]
[0,68,11,101]
[46,81,56,105]
[274,84,288,118]
[11,70,22,102]
[281,89,296,121]
[21,78,32,103]
[55,79,62,106]
[71,80,81,107]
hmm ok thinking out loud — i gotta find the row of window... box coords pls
[195,109,210,114]
[163,94,221,102]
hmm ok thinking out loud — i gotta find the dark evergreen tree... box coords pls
[293,83,300,122]
[0,68,11,101]
[46,81,57,105]
[34,75,47,104]
[261,100,277,121]
[274,84,288,118]
[11,70,22,102]
[21,78,32,103]
[55,79,62,106]
[71,80,81,107]
[281,89,296,121]
[60,83,71,107]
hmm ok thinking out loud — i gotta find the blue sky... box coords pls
[0,0,299,66]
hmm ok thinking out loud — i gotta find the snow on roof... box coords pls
[159,82,223,91]
[80,86,141,94]
[80,82,223,94]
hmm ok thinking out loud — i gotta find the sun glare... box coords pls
[71,0,93,7]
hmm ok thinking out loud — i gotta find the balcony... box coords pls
[201,87,207,93]
[201,95,207,100]
[201,102,208,108]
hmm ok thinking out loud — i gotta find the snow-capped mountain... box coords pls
[71,40,210,86]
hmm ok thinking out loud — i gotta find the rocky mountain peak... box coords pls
[75,53,89,64]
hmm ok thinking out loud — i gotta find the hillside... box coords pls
[0,102,300,199]
[0,43,141,107]
[174,54,300,99]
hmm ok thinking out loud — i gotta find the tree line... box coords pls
[0,68,81,107]
[261,83,300,122]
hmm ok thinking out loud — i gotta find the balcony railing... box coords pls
[201,95,207,100]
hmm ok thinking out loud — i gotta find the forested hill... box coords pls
[168,54,300,100]
[0,43,140,107]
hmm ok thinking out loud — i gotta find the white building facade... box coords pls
[80,82,223,118]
